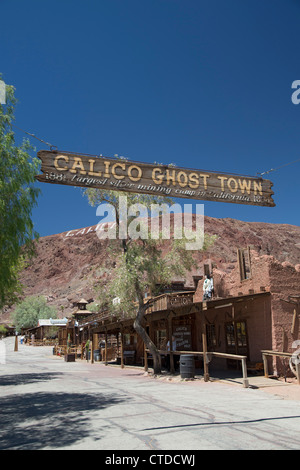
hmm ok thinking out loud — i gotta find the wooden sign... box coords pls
[173,326,192,350]
[168,293,194,309]
[36,150,275,206]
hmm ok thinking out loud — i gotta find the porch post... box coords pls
[262,352,269,378]
[201,306,209,382]
[91,334,95,364]
[116,332,119,358]
[105,329,108,366]
[167,313,175,374]
[241,357,249,388]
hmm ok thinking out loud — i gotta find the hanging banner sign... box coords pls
[36,150,275,207]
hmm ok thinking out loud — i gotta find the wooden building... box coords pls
[58,298,94,346]
[25,318,68,342]
[82,289,271,379]
[57,250,299,380]
[72,298,93,322]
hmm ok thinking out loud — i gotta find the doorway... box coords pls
[225,321,249,368]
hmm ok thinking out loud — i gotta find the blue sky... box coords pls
[2,0,300,236]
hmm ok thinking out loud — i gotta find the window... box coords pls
[237,247,252,281]
[206,324,217,348]
[225,321,248,348]
[204,264,211,277]
[124,334,131,346]
[156,329,167,349]
[236,321,247,347]
[225,323,235,347]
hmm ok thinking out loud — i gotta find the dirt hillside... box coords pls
[2,215,299,321]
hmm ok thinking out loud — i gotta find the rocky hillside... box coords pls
[2,215,300,322]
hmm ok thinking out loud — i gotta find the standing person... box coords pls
[203,274,213,301]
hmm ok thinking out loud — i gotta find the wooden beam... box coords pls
[201,310,209,382]
[241,357,249,388]
[105,330,108,366]
[91,337,94,364]
[116,332,119,359]
[291,308,298,335]
[36,149,275,207]
[167,314,175,374]
[262,352,269,378]
[195,306,202,351]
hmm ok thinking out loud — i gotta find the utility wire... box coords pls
[11,123,58,150]
[257,158,300,176]
[9,123,300,178]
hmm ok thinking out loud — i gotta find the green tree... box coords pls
[0,325,7,336]
[83,186,215,374]
[12,295,57,331]
[0,77,40,309]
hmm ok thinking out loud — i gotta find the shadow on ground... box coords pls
[0,372,64,387]
[0,390,128,449]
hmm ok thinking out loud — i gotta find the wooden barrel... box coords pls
[94,349,100,361]
[180,354,195,379]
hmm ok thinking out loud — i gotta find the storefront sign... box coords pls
[36,150,275,207]
[168,294,194,309]
[173,326,192,350]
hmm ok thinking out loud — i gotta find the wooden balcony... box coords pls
[146,291,195,314]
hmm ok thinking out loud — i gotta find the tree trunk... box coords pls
[133,304,161,375]
[122,236,161,374]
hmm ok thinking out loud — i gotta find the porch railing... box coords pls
[145,349,249,388]
[261,350,300,385]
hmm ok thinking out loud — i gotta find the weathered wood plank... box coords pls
[36,150,275,207]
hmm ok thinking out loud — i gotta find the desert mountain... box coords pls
[2,215,300,322]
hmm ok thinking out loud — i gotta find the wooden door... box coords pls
[225,321,249,368]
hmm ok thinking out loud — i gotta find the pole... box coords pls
[116,332,119,360]
[201,310,209,382]
[167,314,175,374]
[91,336,94,364]
[105,331,108,366]
[262,352,269,378]
[241,357,249,388]
[14,335,18,352]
